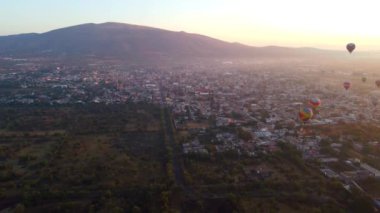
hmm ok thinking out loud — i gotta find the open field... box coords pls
[0,104,168,212]
[0,104,377,212]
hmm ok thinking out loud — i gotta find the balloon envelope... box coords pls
[346,43,356,54]
[376,80,380,88]
[309,97,321,109]
[343,81,351,90]
[299,107,313,122]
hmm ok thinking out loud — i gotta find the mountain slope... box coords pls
[0,22,336,59]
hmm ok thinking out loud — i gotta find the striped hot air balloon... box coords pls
[343,81,351,90]
[299,107,313,122]
[309,97,321,109]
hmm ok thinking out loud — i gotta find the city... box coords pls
[1,55,380,211]
[1,0,380,209]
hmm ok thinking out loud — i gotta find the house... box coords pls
[321,168,339,178]
[361,163,380,178]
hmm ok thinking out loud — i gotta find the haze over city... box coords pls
[2,0,380,50]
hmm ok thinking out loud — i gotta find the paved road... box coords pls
[159,85,186,188]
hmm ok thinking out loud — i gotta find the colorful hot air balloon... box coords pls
[346,43,356,54]
[309,97,321,119]
[362,77,367,83]
[376,80,380,88]
[299,107,313,122]
[309,97,321,109]
[343,81,351,90]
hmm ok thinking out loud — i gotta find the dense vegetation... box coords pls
[0,104,168,212]
[0,104,376,212]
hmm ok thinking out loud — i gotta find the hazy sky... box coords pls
[1,0,380,50]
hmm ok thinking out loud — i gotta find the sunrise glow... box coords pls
[1,0,380,50]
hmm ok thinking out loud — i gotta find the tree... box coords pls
[160,191,171,212]
[132,206,142,213]
[349,195,374,213]
[14,204,26,213]
[237,127,252,141]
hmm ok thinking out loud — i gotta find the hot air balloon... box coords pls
[343,81,351,90]
[309,97,321,119]
[362,77,367,83]
[299,107,313,122]
[346,43,356,54]
[376,80,380,88]
[309,97,321,109]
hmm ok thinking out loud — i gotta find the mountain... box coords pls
[0,22,337,60]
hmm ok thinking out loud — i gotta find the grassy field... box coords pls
[0,104,168,212]
[0,104,376,212]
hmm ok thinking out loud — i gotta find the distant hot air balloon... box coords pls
[299,107,313,122]
[362,77,367,83]
[309,97,321,119]
[309,97,321,109]
[343,81,351,90]
[376,80,380,88]
[346,43,356,54]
